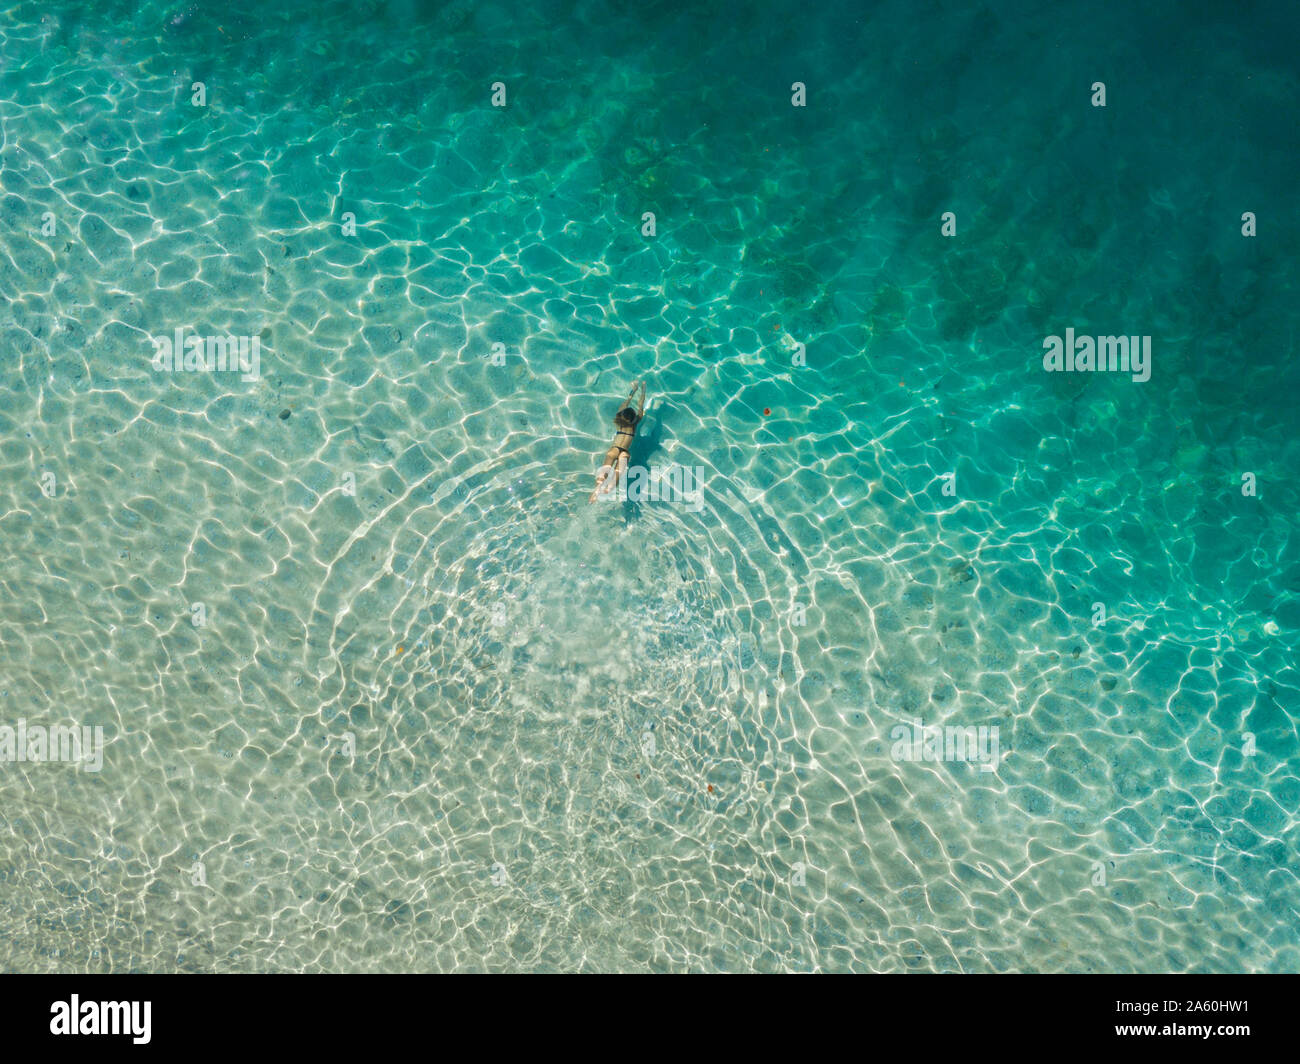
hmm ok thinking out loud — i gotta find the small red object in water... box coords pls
[763,408,771,417]
[707,784,714,793]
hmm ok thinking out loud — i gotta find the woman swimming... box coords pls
[588,380,646,503]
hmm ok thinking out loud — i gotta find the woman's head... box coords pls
[614,407,638,429]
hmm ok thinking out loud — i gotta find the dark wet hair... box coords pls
[615,407,637,428]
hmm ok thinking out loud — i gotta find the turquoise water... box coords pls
[0,0,1297,972]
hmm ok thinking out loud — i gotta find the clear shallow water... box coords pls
[0,0,1297,972]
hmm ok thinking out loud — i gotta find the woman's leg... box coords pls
[589,463,615,503]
